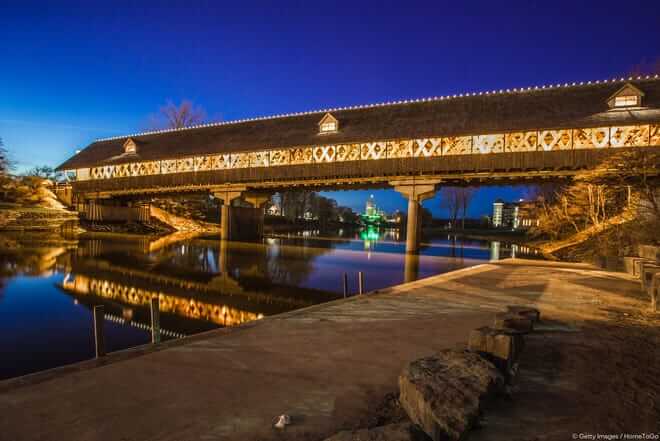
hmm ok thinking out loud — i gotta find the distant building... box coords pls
[492,199,505,228]
[365,194,377,217]
[492,198,540,230]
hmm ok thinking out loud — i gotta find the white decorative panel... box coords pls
[251,151,270,167]
[505,132,537,152]
[313,146,335,162]
[90,167,103,180]
[290,148,313,164]
[176,157,195,172]
[335,144,361,161]
[573,127,610,149]
[230,153,251,168]
[211,154,231,169]
[386,141,413,158]
[610,125,650,148]
[442,136,472,155]
[360,142,386,160]
[102,166,114,179]
[473,134,504,154]
[129,163,141,176]
[161,160,177,174]
[538,130,572,151]
[142,161,160,175]
[194,156,215,171]
[651,125,660,146]
[77,168,90,181]
[269,149,290,166]
[412,138,441,157]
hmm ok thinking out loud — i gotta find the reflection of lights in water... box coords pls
[104,313,186,339]
[490,241,501,261]
[122,307,134,321]
[360,227,381,252]
[61,275,262,326]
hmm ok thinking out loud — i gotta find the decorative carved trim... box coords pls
[76,123,659,182]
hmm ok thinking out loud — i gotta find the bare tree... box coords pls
[0,137,13,175]
[524,182,565,204]
[532,148,659,240]
[458,187,476,229]
[440,187,461,228]
[153,100,206,129]
[440,187,475,229]
[24,165,60,180]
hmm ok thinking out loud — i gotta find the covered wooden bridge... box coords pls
[57,77,660,252]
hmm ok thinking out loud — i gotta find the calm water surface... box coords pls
[0,229,537,379]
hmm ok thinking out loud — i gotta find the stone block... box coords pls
[641,264,660,291]
[633,258,650,278]
[493,312,533,333]
[505,305,541,323]
[638,245,660,263]
[399,350,503,441]
[623,256,639,276]
[468,326,524,374]
[322,423,429,441]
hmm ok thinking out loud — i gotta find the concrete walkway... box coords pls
[0,259,651,441]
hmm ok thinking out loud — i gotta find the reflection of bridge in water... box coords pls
[57,235,344,329]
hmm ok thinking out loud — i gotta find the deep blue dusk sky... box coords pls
[1,0,658,216]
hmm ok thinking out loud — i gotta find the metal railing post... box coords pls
[93,305,105,358]
[150,297,161,344]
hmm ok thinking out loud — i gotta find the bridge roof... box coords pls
[57,77,660,171]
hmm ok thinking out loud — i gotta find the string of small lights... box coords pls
[93,74,660,144]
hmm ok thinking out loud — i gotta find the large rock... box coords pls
[323,423,430,441]
[398,350,503,441]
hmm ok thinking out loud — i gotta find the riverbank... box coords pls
[1,259,657,440]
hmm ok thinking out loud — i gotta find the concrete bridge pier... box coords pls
[391,179,441,254]
[212,186,245,241]
[243,192,271,209]
[245,192,272,237]
[404,253,420,283]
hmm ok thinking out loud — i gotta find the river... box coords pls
[0,228,538,380]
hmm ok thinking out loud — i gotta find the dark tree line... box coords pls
[273,191,359,225]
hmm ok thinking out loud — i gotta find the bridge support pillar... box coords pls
[243,192,272,238]
[391,179,441,254]
[404,254,420,283]
[212,186,246,241]
[243,192,272,209]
